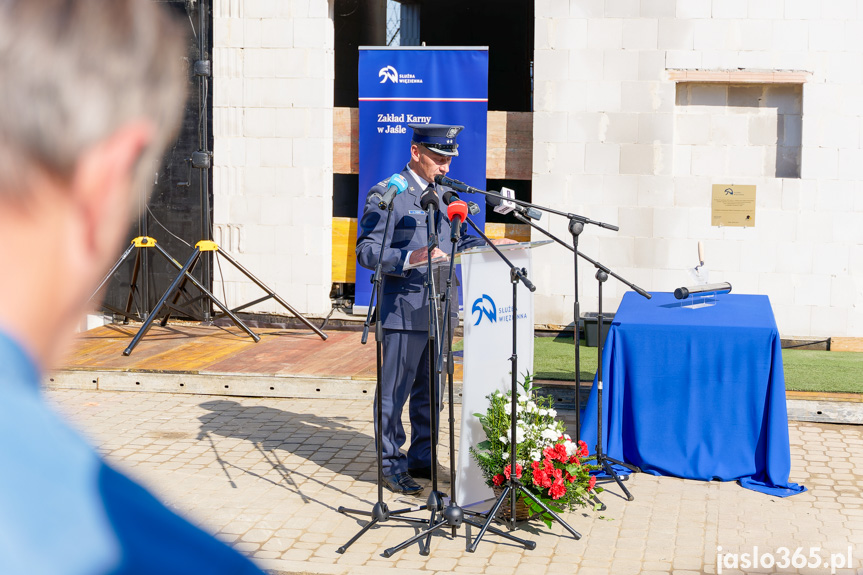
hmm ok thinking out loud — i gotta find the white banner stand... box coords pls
[455,240,550,509]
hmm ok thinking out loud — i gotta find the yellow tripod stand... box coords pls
[121,239,327,356]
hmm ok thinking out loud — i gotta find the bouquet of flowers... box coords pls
[469,374,601,526]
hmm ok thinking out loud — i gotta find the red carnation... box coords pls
[492,474,504,486]
[552,467,563,480]
[549,479,566,500]
[553,443,568,462]
[578,440,589,457]
[504,463,522,480]
[565,472,575,483]
[533,469,547,487]
[533,463,552,488]
[569,454,581,465]
[543,446,556,461]
[588,475,597,491]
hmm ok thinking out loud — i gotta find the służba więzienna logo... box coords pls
[378,65,398,84]
[471,295,497,326]
[377,65,422,84]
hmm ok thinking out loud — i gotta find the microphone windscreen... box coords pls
[419,187,438,210]
[442,190,460,205]
[447,200,468,222]
[388,174,408,193]
[486,193,502,207]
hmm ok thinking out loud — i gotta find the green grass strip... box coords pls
[781,349,863,393]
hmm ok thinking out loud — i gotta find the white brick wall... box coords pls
[213,0,334,317]
[534,2,863,337]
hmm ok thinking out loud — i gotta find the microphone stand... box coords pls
[511,213,646,502]
[511,214,650,436]
[441,178,646,503]
[383,207,535,557]
[459,217,579,554]
[337,199,429,553]
[418,190,444,556]
[592,267,638,501]
[437,176,619,233]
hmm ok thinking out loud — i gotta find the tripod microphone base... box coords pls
[593,455,640,502]
[337,501,431,555]
[467,482,578,553]
[382,497,535,558]
[443,504,463,527]
[425,490,445,512]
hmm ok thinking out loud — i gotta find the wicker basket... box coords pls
[492,487,533,521]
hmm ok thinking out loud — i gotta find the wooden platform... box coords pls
[51,323,464,400]
[50,324,863,425]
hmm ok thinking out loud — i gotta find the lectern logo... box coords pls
[378,65,398,84]
[471,294,497,326]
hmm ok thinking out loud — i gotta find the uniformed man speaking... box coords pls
[356,124,514,494]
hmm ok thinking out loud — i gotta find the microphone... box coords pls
[434,174,484,195]
[467,201,480,215]
[442,189,460,206]
[486,188,542,220]
[419,186,438,212]
[674,282,732,300]
[447,200,468,242]
[377,174,408,209]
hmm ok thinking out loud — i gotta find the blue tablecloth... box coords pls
[579,292,805,497]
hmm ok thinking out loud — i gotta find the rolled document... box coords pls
[674,282,732,300]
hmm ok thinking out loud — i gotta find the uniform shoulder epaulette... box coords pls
[376,179,388,187]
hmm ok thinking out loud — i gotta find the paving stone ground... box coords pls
[46,388,863,575]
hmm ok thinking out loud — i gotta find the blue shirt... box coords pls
[0,330,265,575]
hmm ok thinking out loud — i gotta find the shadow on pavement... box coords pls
[196,399,375,511]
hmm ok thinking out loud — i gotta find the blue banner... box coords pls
[355,47,489,310]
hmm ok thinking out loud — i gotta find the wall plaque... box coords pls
[711,185,756,227]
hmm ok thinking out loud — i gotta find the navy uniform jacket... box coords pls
[356,167,485,332]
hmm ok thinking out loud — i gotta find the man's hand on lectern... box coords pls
[409,247,448,265]
[491,238,517,245]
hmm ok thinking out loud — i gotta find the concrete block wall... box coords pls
[533,0,863,337]
[212,0,334,317]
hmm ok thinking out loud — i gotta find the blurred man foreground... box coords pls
[0,1,265,573]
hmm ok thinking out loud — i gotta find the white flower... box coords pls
[502,452,509,460]
[499,435,508,444]
[503,402,512,415]
[563,440,578,457]
[506,427,525,444]
[530,450,541,461]
[541,428,559,442]
[547,408,557,418]
[538,408,548,417]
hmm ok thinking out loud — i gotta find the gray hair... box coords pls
[0,0,187,196]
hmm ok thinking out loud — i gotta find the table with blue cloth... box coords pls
[579,291,806,497]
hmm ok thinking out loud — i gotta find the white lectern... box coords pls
[455,240,551,509]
